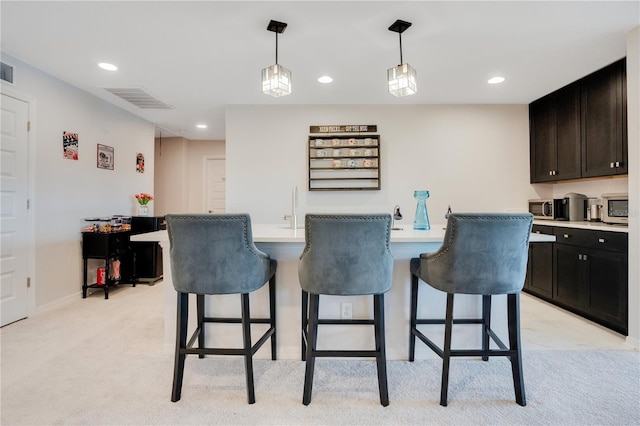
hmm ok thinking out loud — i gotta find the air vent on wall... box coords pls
[103,87,174,109]
[1,62,14,84]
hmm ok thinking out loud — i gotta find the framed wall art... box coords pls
[136,153,145,173]
[97,144,114,170]
[62,131,79,160]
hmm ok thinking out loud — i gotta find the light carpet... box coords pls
[1,284,638,425]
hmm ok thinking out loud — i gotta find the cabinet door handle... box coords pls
[615,161,620,168]
[610,162,615,168]
[598,238,605,243]
[583,254,588,261]
[563,234,570,239]
[549,170,553,176]
[578,254,583,260]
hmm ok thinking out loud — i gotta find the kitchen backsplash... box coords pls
[551,177,628,200]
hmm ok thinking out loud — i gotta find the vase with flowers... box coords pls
[135,193,153,216]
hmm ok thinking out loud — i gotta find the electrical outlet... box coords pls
[341,302,353,320]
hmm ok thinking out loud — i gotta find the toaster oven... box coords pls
[601,193,628,225]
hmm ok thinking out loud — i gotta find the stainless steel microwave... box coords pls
[528,199,566,220]
[601,193,628,225]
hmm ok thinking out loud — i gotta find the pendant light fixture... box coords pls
[387,19,417,97]
[262,20,291,97]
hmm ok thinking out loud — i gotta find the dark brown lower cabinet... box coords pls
[524,225,628,335]
[583,247,627,332]
[525,239,553,299]
[553,244,583,309]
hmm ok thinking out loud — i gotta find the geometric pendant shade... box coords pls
[388,19,417,97]
[262,20,291,97]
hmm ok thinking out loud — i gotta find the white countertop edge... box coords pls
[131,224,555,243]
[533,219,628,233]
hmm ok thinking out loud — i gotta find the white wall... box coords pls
[1,54,155,310]
[154,137,188,216]
[226,104,538,225]
[153,137,225,215]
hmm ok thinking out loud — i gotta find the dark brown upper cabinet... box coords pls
[581,59,627,177]
[529,83,581,183]
[529,58,627,183]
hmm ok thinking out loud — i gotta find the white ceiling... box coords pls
[1,1,638,140]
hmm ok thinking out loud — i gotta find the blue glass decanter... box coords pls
[413,190,431,230]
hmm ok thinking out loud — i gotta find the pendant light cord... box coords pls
[275,31,279,65]
[398,32,403,65]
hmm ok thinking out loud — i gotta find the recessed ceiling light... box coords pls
[488,76,505,84]
[196,124,208,129]
[98,62,118,71]
[318,76,333,84]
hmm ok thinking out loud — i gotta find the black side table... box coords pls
[82,231,135,299]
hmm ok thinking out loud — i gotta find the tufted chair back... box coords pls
[418,213,533,295]
[166,213,275,295]
[298,214,393,295]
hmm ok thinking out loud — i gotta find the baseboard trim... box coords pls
[34,291,81,317]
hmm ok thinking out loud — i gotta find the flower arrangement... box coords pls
[135,193,153,205]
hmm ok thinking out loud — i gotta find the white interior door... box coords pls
[1,94,30,326]
[205,158,225,213]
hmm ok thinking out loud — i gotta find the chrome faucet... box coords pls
[283,185,298,229]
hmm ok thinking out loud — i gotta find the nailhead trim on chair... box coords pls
[169,214,269,261]
[424,214,531,261]
[302,214,392,258]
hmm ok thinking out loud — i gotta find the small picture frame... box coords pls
[136,153,145,173]
[97,144,114,170]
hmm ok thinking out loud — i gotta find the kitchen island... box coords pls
[132,224,555,360]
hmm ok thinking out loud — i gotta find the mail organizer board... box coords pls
[308,136,380,191]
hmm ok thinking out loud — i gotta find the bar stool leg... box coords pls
[197,294,205,359]
[171,292,188,402]
[409,273,419,362]
[508,293,526,406]
[374,294,389,406]
[301,290,309,361]
[440,293,455,407]
[303,293,319,405]
[241,293,256,404]
[482,295,491,361]
[269,275,277,360]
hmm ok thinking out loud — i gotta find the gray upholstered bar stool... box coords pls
[409,213,533,406]
[299,214,393,406]
[165,213,277,404]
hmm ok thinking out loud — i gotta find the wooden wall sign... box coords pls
[310,125,377,134]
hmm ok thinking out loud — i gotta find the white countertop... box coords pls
[533,219,628,233]
[131,224,556,243]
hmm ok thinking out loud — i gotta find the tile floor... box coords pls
[520,291,631,350]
